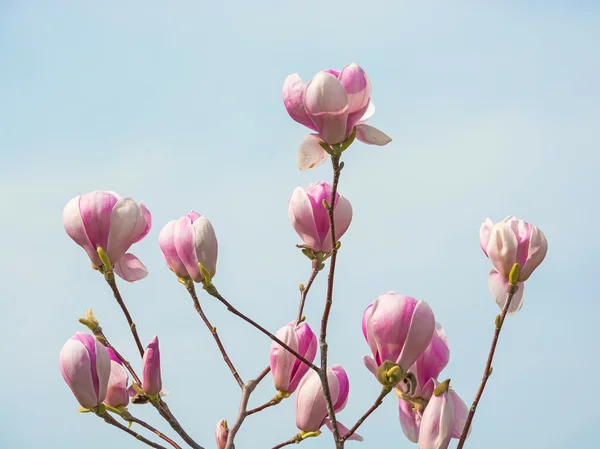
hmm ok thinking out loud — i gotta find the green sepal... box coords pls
[131,383,145,395]
[508,263,520,285]
[198,263,212,287]
[319,142,333,154]
[433,379,451,397]
[299,430,321,440]
[339,127,357,152]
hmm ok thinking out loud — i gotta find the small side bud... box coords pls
[495,314,502,328]
[322,199,331,210]
[335,241,341,250]
[299,283,305,292]
[79,309,100,332]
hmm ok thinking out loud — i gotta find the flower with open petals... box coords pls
[283,63,392,171]
[63,191,151,281]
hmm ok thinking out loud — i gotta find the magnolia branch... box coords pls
[120,411,183,449]
[456,285,518,449]
[320,153,343,447]
[297,262,320,321]
[204,284,319,372]
[186,283,244,389]
[342,387,392,441]
[99,412,167,449]
[106,276,145,358]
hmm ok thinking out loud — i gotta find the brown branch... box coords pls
[98,412,167,449]
[152,399,205,449]
[93,327,142,385]
[456,287,518,449]
[106,276,145,357]
[122,412,182,449]
[186,283,244,389]
[297,262,320,322]
[341,387,392,441]
[246,398,279,416]
[320,153,343,448]
[204,284,319,372]
[272,437,299,449]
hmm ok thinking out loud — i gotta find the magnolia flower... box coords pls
[59,332,111,409]
[283,63,392,171]
[63,191,151,281]
[215,419,231,449]
[142,335,162,395]
[288,181,352,253]
[159,211,218,282]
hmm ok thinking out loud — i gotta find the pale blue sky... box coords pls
[1,1,599,448]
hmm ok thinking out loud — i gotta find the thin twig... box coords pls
[99,412,167,449]
[224,378,258,449]
[94,328,142,385]
[204,284,319,372]
[341,387,392,441]
[246,398,279,416]
[186,283,244,389]
[124,413,183,449]
[297,262,320,322]
[106,276,145,357]
[153,399,205,449]
[272,437,299,449]
[456,287,517,449]
[320,153,343,447]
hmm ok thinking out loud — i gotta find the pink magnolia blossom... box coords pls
[142,335,162,396]
[62,191,151,282]
[283,63,391,171]
[480,216,546,314]
[158,211,218,282]
[362,292,435,378]
[59,332,111,409]
[288,181,352,253]
[215,419,230,449]
[105,360,129,408]
[270,321,317,394]
[480,216,547,282]
[295,366,362,441]
[398,323,450,442]
[417,382,469,449]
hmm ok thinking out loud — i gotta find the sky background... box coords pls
[1,1,599,448]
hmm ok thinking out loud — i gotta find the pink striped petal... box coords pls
[283,74,316,130]
[355,124,392,146]
[304,72,349,145]
[397,300,436,371]
[288,187,320,251]
[107,198,146,264]
[113,253,148,282]
[63,196,101,266]
[79,191,119,252]
[298,134,329,171]
[174,216,201,282]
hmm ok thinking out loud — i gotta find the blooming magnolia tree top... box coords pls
[59,63,547,449]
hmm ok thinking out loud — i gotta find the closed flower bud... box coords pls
[362,292,435,379]
[480,216,547,282]
[288,181,352,253]
[105,360,129,408]
[295,366,362,441]
[62,191,151,281]
[59,332,111,409]
[270,321,317,394]
[215,419,231,449]
[142,335,162,396]
[158,211,218,283]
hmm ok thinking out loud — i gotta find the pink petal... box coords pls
[331,365,349,412]
[79,191,119,252]
[520,225,548,281]
[399,397,420,443]
[355,124,392,146]
[357,101,375,125]
[488,269,525,315]
[304,72,349,145]
[59,338,97,408]
[133,202,152,243]
[324,419,363,442]
[63,196,101,266]
[418,389,454,449]
[338,63,371,130]
[320,194,353,252]
[174,216,202,282]
[298,133,329,171]
[191,216,218,279]
[270,324,299,393]
[158,220,189,278]
[479,218,494,256]
[486,222,518,279]
[107,198,146,264]
[450,389,470,439]
[288,187,320,251]
[397,300,436,371]
[283,74,317,131]
[415,322,450,389]
[362,355,378,377]
[113,253,148,282]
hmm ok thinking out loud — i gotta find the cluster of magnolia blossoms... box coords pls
[58,62,548,449]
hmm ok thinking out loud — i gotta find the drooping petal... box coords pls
[488,269,525,315]
[399,397,420,443]
[362,355,379,377]
[283,74,317,130]
[397,300,436,371]
[297,133,329,171]
[288,187,320,251]
[63,196,101,265]
[324,420,363,441]
[304,72,349,145]
[107,198,146,264]
[113,253,148,282]
[450,389,469,439]
[355,124,392,146]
